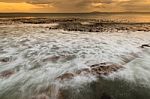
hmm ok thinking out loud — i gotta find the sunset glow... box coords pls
[0,2,40,12]
[0,0,150,12]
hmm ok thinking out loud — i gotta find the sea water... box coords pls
[0,19,150,99]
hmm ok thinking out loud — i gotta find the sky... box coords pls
[0,0,150,13]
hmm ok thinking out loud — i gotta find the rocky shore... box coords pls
[57,62,123,81]
[1,18,150,32]
[51,22,150,32]
[1,17,150,99]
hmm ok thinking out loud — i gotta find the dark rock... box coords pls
[0,57,10,62]
[101,93,112,99]
[140,44,150,48]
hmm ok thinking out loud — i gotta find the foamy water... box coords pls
[0,24,150,99]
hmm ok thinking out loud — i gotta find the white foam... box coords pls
[109,50,150,87]
[0,24,150,98]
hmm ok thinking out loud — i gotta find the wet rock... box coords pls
[20,38,30,43]
[60,55,76,62]
[0,57,10,62]
[56,62,123,81]
[76,68,90,75]
[57,73,74,80]
[5,18,150,32]
[51,45,59,50]
[140,44,150,48]
[31,94,49,99]
[121,53,138,64]
[57,89,66,99]
[55,21,147,32]
[0,70,15,78]
[90,62,122,76]
[43,55,76,63]
[101,93,112,99]
[43,56,60,62]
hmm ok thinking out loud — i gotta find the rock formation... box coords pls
[57,62,123,81]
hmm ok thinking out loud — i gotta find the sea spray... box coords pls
[0,24,150,99]
[109,48,150,87]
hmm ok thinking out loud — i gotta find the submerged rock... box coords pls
[56,62,123,81]
[0,70,15,78]
[43,56,60,63]
[0,57,10,62]
[31,94,49,99]
[43,55,76,63]
[57,73,74,80]
[55,63,123,99]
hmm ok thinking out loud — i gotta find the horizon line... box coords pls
[0,12,150,14]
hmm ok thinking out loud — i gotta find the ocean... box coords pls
[1,12,150,23]
[0,13,150,99]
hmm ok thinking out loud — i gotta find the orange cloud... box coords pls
[0,0,150,12]
[0,2,40,12]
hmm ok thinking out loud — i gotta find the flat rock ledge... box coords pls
[57,62,123,81]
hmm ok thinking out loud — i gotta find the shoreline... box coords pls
[0,17,150,99]
[1,18,150,32]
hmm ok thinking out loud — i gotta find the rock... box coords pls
[43,55,76,63]
[60,55,76,62]
[76,68,90,75]
[56,62,123,81]
[0,57,10,62]
[90,62,122,76]
[31,94,49,99]
[43,56,60,62]
[57,73,74,80]
[6,18,150,32]
[121,53,138,64]
[0,70,15,78]
[101,93,112,99]
[140,44,150,48]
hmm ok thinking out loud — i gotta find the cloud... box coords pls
[113,0,150,12]
[0,0,23,3]
[0,0,150,12]
[26,0,52,4]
